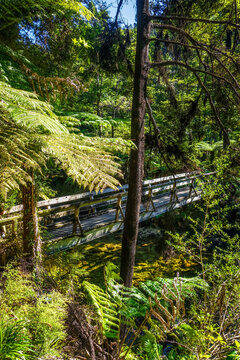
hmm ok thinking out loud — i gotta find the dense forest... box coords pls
[0,0,239,359]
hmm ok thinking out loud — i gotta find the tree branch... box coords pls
[149,23,240,68]
[150,60,230,147]
[149,38,240,91]
[114,0,125,26]
[145,97,174,171]
[149,15,240,28]
[151,60,240,102]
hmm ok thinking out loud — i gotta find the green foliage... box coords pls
[83,261,207,360]
[123,276,206,319]
[137,330,163,360]
[83,280,120,339]
[45,250,89,293]
[166,156,240,358]
[0,104,44,197]
[0,0,93,30]
[27,291,67,355]
[0,78,131,197]
[0,320,33,360]
[0,266,67,357]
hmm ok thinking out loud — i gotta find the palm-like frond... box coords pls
[0,82,67,134]
[0,0,93,30]
[0,107,45,197]
[196,140,235,152]
[45,134,122,192]
[0,81,129,195]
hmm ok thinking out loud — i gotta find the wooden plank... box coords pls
[7,172,195,214]
[0,215,22,225]
[142,171,197,186]
[45,193,201,255]
[1,173,214,242]
[7,171,214,215]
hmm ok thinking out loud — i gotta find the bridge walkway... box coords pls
[0,172,213,254]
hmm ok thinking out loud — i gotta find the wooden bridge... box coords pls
[0,172,213,254]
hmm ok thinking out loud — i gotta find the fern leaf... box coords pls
[83,281,120,339]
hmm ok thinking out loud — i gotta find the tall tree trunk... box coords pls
[120,0,151,287]
[22,173,42,276]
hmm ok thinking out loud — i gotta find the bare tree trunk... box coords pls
[22,173,42,276]
[120,0,151,287]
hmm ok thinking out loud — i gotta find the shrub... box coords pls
[0,266,67,358]
[0,319,33,360]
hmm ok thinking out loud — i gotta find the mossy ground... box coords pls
[45,225,197,289]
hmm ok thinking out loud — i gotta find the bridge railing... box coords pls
[0,171,214,241]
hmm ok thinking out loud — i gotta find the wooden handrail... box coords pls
[0,172,215,233]
[7,171,214,215]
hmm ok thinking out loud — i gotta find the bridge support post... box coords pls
[115,194,124,222]
[72,206,84,236]
[170,179,180,203]
[89,195,96,214]
[11,219,18,239]
[145,185,156,211]
[188,178,198,198]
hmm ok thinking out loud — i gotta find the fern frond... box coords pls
[0,82,68,134]
[196,140,235,152]
[0,81,127,195]
[83,281,120,339]
[44,134,122,191]
[0,106,45,197]
[0,0,94,30]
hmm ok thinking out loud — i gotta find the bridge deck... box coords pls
[45,186,200,254]
[1,172,212,255]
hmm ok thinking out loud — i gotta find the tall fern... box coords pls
[0,0,93,30]
[0,105,45,196]
[83,281,120,339]
[0,82,128,196]
[0,44,130,198]
[83,263,207,339]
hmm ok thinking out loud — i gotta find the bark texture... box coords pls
[120,0,151,287]
[22,174,42,275]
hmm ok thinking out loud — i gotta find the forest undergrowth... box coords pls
[0,162,239,360]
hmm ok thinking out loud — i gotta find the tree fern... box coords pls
[0,43,87,101]
[0,81,67,134]
[0,80,131,197]
[196,140,235,153]
[0,106,45,197]
[45,134,123,192]
[0,44,131,201]
[0,0,93,31]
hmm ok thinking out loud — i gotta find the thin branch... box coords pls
[200,42,240,68]
[114,0,125,26]
[146,97,161,137]
[149,15,240,28]
[145,97,174,172]
[150,23,240,69]
[149,38,240,91]
[150,61,230,147]
[151,60,240,102]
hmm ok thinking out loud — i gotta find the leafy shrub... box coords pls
[45,250,89,293]
[0,319,32,360]
[83,263,206,359]
[0,266,67,358]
